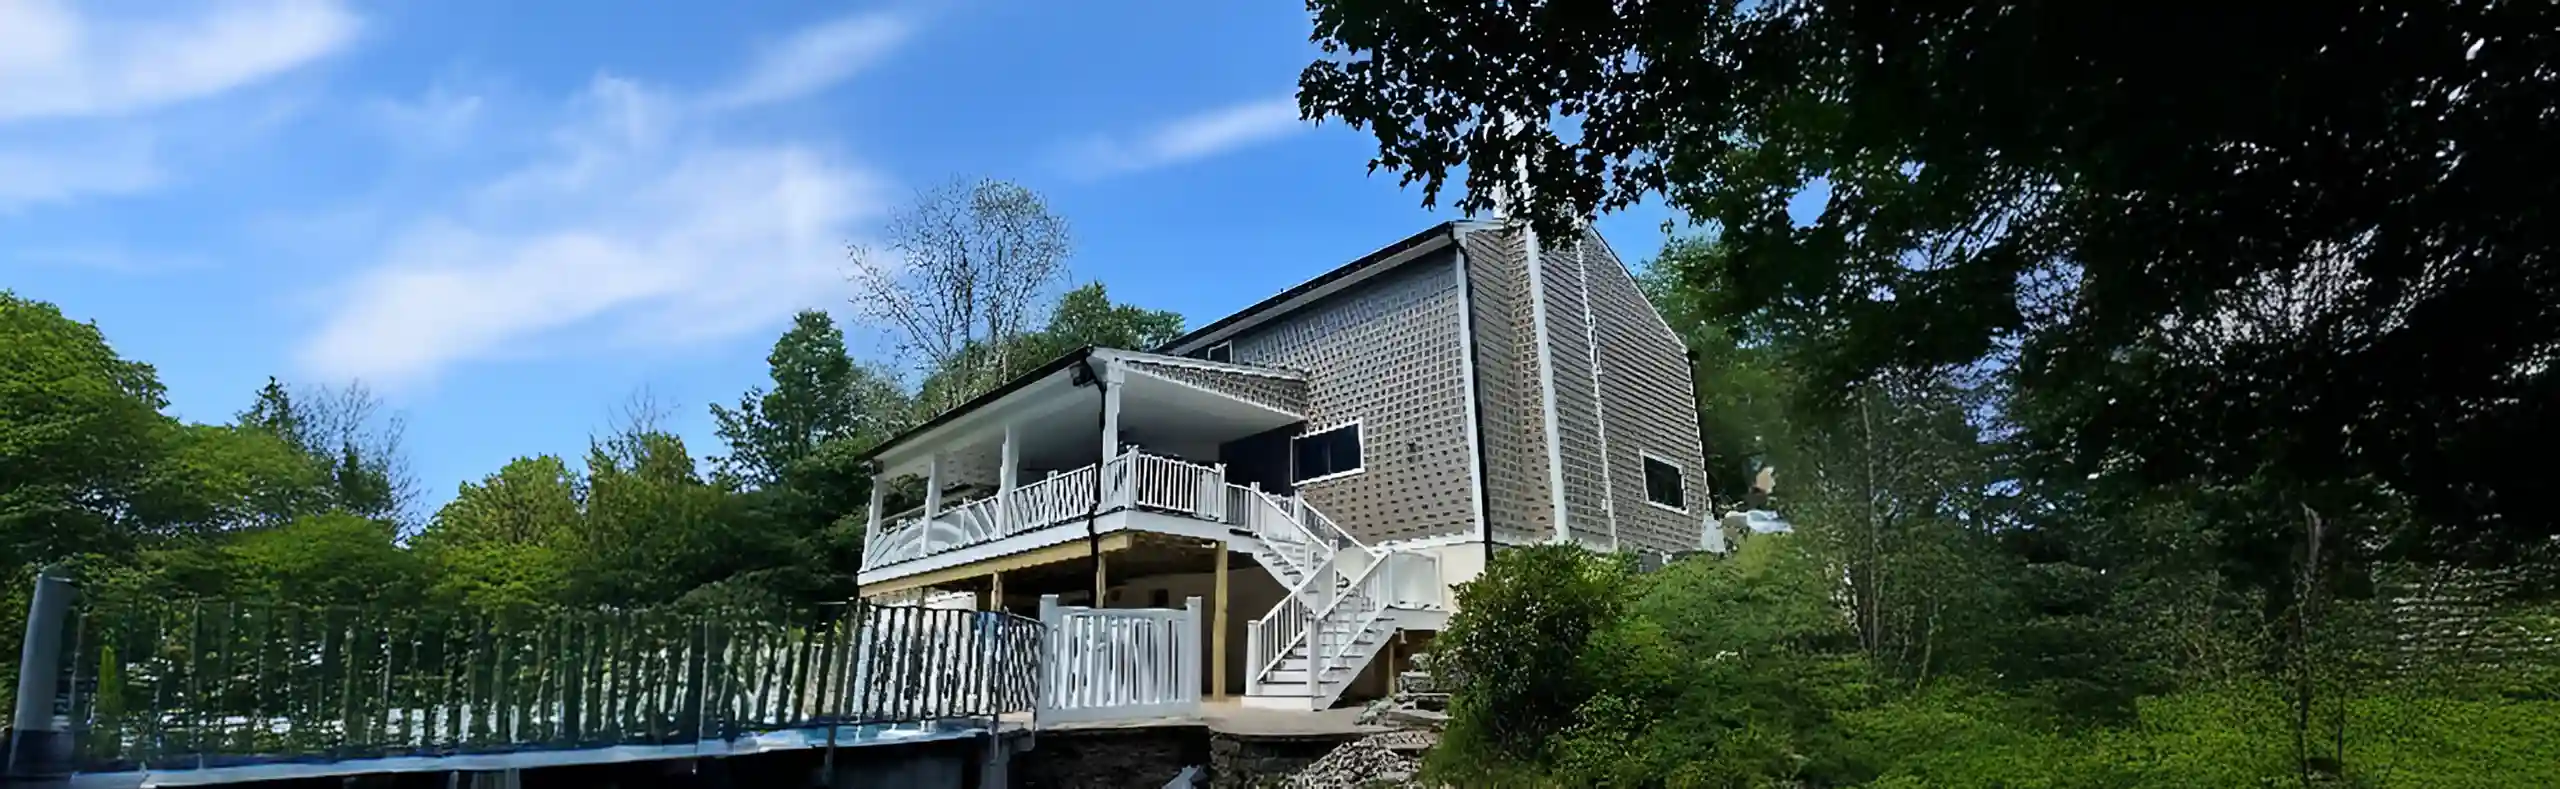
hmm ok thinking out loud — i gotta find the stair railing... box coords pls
[1245,557,1334,693]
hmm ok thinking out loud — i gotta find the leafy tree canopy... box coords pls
[1300,0,2560,564]
[0,292,173,566]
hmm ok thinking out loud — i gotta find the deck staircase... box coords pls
[1224,487,1443,710]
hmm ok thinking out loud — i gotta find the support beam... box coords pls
[1100,363,1125,465]
[923,455,944,523]
[1211,545,1230,699]
[988,571,1005,613]
[999,423,1021,525]
[865,472,887,539]
[1093,550,1109,606]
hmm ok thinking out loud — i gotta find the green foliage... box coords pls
[224,513,423,606]
[133,424,328,534]
[414,455,583,613]
[1303,0,2559,573]
[1,291,173,566]
[711,310,906,486]
[913,282,1187,412]
[1430,544,1633,770]
[1436,539,2560,788]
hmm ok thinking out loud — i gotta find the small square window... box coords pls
[1643,454,1685,512]
[1205,342,1233,363]
[1292,423,1363,483]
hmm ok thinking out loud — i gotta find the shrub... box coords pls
[1427,544,1632,775]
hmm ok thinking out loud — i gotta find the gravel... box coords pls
[1278,731,1440,789]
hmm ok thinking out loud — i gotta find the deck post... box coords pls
[988,571,1005,613]
[1211,546,1230,699]
[999,422,1021,529]
[1093,551,1109,605]
[865,472,886,539]
[1100,363,1124,464]
[924,455,944,525]
[1183,597,1205,709]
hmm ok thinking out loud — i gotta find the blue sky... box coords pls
[1,0,1686,517]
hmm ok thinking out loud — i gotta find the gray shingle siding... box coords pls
[1224,250,1477,546]
[1579,232,1708,553]
[1453,223,1706,554]
[1460,226,1554,545]
[1542,233,1617,550]
[1117,359,1308,416]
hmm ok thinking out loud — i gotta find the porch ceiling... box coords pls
[874,351,1308,479]
[1114,369,1302,459]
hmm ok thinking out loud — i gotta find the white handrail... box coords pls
[1232,486,1326,582]
[1008,465,1099,534]
[1117,452,1225,516]
[1307,552,1397,706]
[1247,556,1333,686]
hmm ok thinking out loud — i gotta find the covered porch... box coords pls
[857,348,1317,587]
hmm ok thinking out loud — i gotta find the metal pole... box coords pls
[6,569,77,788]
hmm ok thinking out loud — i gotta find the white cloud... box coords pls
[1066,95,1303,177]
[0,0,354,208]
[299,77,889,388]
[0,0,358,123]
[705,10,914,110]
[368,84,483,151]
[0,131,161,209]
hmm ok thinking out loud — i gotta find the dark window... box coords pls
[1292,423,1363,482]
[1643,456,1685,510]
[1205,342,1233,363]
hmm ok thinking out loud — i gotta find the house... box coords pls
[852,218,1709,712]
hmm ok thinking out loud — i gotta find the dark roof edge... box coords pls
[1150,220,1464,355]
[853,345,1098,466]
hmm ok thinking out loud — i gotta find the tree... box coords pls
[294,382,417,526]
[225,513,424,606]
[1643,240,1804,512]
[132,424,329,535]
[1023,282,1186,360]
[712,310,908,486]
[233,377,416,527]
[0,292,174,567]
[414,456,583,613]
[914,282,1187,408]
[570,429,732,607]
[237,377,307,452]
[849,178,1072,412]
[1300,0,2560,567]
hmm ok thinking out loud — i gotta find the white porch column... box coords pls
[1100,362,1125,461]
[924,454,943,521]
[865,471,886,535]
[999,422,1021,527]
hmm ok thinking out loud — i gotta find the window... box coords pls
[1204,341,1233,363]
[1292,422,1363,483]
[1642,454,1685,512]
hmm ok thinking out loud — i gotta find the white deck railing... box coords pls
[1009,464,1100,533]
[1038,595,1202,724]
[1226,485,1326,581]
[864,451,1227,571]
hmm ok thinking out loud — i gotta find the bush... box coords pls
[1427,544,1632,775]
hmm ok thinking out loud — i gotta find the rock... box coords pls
[1279,733,1430,789]
[1381,708,1447,729]
[1391,691,1449,711]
